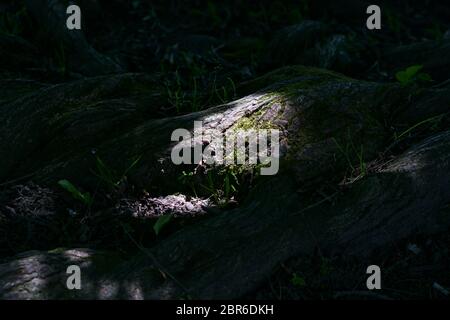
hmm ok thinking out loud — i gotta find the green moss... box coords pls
[232,104,281,132]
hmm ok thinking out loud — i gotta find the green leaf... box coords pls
[395,65,423,84]
[153,215,172,235]
[94,155,117,186]
[405,65,423,77]
[123,155,142,177]
[395,65,432,86]
[58,179,92,206]
[224,174,230,198]
[395,70,406,83]
[291,273,306,287]
[417,73,432,82]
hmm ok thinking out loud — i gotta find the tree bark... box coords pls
[2,129,450,299]
[1,66,450,299]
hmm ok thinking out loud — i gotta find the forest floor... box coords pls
[1,0,450,299]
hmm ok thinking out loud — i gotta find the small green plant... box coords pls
[165,70,185,113]
[202,170,221,202]
[93,154,141,191]
[212,78,234,104]
[385,8,404,39]
[200,169,240,205]
[54,43,68,76]
[0,8,25,36]
[394,114,444,141]
[227,77,237,98]
[207,1,222,27]
[94,155,116,187]
[395,65,432,86]
[153,215,172,235]
[58,179,93,206]
[178,167,242,206]
[291,273,306,287]
[191,77,199,112]
[319,258,333,276]
[332,131,368,180]
[178,170,198,196]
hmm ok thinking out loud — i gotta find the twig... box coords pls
[294,192,339,216]
[0,173,35,187]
